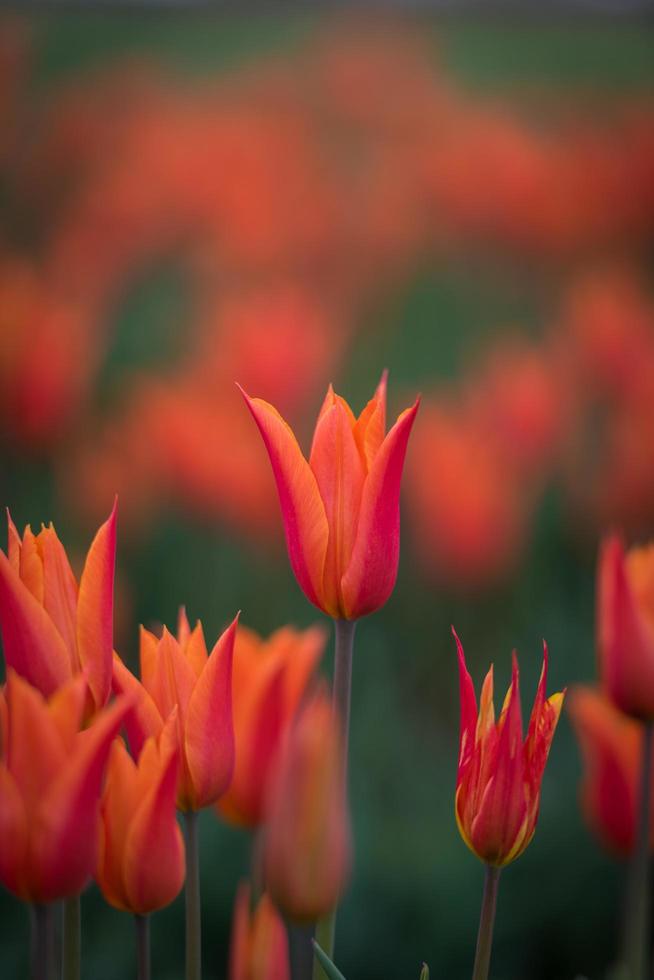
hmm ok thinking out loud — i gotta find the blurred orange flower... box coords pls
[229,880,289,980]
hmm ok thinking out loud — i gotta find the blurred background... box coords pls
[1,9,653,979]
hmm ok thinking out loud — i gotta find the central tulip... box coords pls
[96,719,185,915]
[0,504,117,711]
[112,609,237,812]
[454,629,564,867]
[240,374,419,620]
[0,671,131,903]
[597,534,654,720]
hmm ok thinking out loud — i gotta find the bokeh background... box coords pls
[1,9,654,979]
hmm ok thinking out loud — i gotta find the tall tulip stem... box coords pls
[135,914,151,980]
[625,722,653,980]
[62,895,80,980]
[313,618,356,979]
[31,904,55,980]
[184,810,202,980]
[472,865,501,980]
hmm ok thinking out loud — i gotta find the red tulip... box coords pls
[597,535,654,720]
[229,880,289,980]
[454,629,564,866]
[568,686,648,856]
[0,671,130,903]
[217,622,325,828]
[240,375,419,619]
[263,691,351,922]
[0,502,117,711]
[113,609,237,811]
[96,717,185,914]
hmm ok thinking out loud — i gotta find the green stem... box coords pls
[625,722,653,980]
[471,866,501,980]
[287,920,314,980]
[135,914,151,980]
[184,810,201,980]
[312,618,356,980]
[31,904,55,980]
[61,895,80,980]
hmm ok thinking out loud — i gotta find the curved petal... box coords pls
[19,526,44,604]
[309,400,365,617]
[40,526,79,669]
[0,550,71,696]
[340,399,419,619]
[123,746,185,914]
[239,387,328,611]
[6,671,66,812]
[49,675,88,752]
[352,370,387,471]
[96,739,140,912]
[30,695,131,902]
[0,764,28,899]
[228,880,251,980]
[184,614,237,810]
[6,510,21,572]
[112,654,163,759]
[76,501,117,710]
[452,628,478,778]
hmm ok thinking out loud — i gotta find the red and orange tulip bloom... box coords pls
[0,503,117,711]
[568,686,652,856]
[217,622,325,828]
[0,671,130,903]
[597,535,654,720]
[229,880,289,980]
[113,609,237,812]
[96,721,185,914]
[454,629,564,866]
[263,691,351,922]
[240,375,419,620]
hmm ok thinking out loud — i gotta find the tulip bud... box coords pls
[263,692,351,922]
[229,880,289,980]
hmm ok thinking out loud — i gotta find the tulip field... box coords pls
[1,11,654,980]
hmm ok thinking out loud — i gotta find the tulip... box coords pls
[239,374,419,620]
[217,622,325,828]
[597,534,654,720]
[454,628,564,867]
[0,670,130,904]
[0,503,117,711]
[263,691,351,923]
[96,721,185,914]
[229,880,289,980]
[112,608,237,812]
[568,686,647,856]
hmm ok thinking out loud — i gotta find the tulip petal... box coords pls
[239,387,328,610]
[123,745,185,914]
[97,739,140,911]
[352,370,387,471]
[341,399,419,619]
[40,525,79,668]
[453,628,478,774]
[0,764,28,899]
[19,526,44,604]
[0,550,72,696]
[6,510,21,573]
[76,501,117,710]
[228,881,251,980]
[31,695,131,902]
[185,621,209,679]
[49,674,88,751]
[184,614,237,810]
[112,654,163,758]
[309,400,366,617]
[150,628,197,724]
[6,671,66,811]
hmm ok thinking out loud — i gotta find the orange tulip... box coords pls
[240,375,419,620]
[454,629,564,867]
[597,535,654,720]
[217,622,325,828]
[96,719,185,914]
[0,671,131,903]
[0,502,117,711]
[229,880,289,980]
[568,686,649,856]
[113,608,237,811]
[263,691,351,922]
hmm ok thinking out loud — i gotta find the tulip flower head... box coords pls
[598,534,654,720]
[0,503,117,711]
[568,686,650,856]
[240,374,419,619]
[454,629,564,867]
[218,622,325,828]
[0,671,130,903]
[96,719,185,914]
[113,608,237,812]
[229,880,289,980]
[263,691,351,922]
